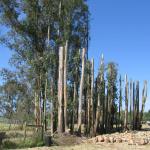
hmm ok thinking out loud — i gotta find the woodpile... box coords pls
[88,131,150,146]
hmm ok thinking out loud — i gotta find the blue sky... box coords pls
[0,0,150,111]
[88,0,150,111]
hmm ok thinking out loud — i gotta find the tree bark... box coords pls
[43,73,48,131]
[71,82,77,133]
[119,75,122,129]
[133,82,135,130]
[50,79,54,135]
[87,73,90,134]
[105,88,108,132]
[124,74,128,130]
[78,48,86,133]
[90,58,94,135]
[140,81,147,123]
[35,91,40,126]
[135,81,140,130]
[64,40,68,132]
[94,93,100,136]
[129,80,132,129]
[58,46,64,133]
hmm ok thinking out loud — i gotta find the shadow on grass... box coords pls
[2,138,45,149]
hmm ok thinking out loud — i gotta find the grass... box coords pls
[1,123,150,150]
[0,123,44,149]
[0,123,24,131]
[2,137,44,149]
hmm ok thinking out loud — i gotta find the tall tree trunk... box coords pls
[71,82,77,133]
[39,74,42,126]
[84,88,87,134]
[50,80,54,135]
[107,65,114,131]
[133,82,135,130]
[140,81,147,123]
[135,81,140,130]
[78,48,86,133]
[35,91,40,126]
[94,93,101,136]
[119,75,122,130]
[124,74,128,130]
[87,73,90,134]
[129,80,132,129]
[105,89,108,132]
[43,73,48,131]
[47,25,50,45]
[90,58,94,136]
[58,46,64,133]
[64,40,68,132]
[102,82,105,131]
[57,1,61,36]
[100,54,105,132]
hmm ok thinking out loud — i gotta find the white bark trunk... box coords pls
[58,46,64,133]
[64,40,68,132]
[78,48,86,133]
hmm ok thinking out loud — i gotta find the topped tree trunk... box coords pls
[119,75,123,129]
[124,74,128,130]
[90,58,94,135]
[78,48,86,134]
[140,80,147,123]
[129,80,133,129]
[64,40,68,132]
[135,81,140,130]
[58,46,64,133]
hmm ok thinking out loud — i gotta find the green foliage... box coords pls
[0,69,34,122]
[0,0,89,126]
[106,62,118,104]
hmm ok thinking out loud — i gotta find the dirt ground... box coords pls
[5,124,149,150]
[19,130,150,150]
[19,143,150,150]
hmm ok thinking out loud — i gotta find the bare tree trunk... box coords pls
[129,80,132,129]
[133,82,135,130]
[102,81,105,132]
[84,88,87,134]
[39,74,43,126]
[58,46,64,133]
[47,25,50,45]
[119,75,122,130]
[87,73,90,134]
[100,54,105,132]
[43,73,48,131]
[64,40,68,132]
[35,91,40,126]
[105,89,108,132]
[50,103,54,135]
[136,81,140,130]
[71,82,77,133]
[94,93,101,136]
[90,58,94,135]
[140,81,147,123]
[50,79,54,135]
[57,1,61,36]
[124,74,128,130]
[78,48,86,133]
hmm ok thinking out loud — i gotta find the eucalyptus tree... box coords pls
[0,68,33,123]
[94,54,105,134]
[106,62,118,131]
